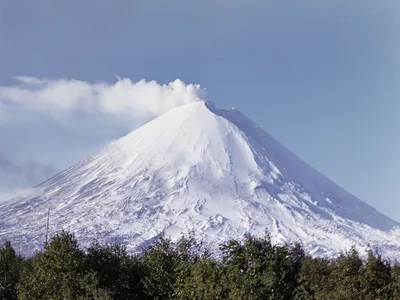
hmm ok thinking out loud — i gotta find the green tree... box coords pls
[360,250,395,299]
[268,242,305,300]
[294,257,333,300]
[141,234,207,299]
[173,258,226,300]
[77,272,113,300]
[218,234,304,300]
[86,241,143,299]
[17,231,92,299]
[140,237,180,299]
[220,237,273,299]
[329,247,363,300]
[0,241,21,300]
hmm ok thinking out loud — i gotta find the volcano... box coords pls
[1,101,400,258]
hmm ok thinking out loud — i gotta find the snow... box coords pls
[1,100,400,259]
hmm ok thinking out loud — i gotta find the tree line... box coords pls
[1,230,400,299]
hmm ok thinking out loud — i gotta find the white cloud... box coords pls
[0,77,207,127]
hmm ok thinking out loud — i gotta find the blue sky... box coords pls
[1,0,400,220]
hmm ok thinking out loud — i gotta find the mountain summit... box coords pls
[1,101,400,257]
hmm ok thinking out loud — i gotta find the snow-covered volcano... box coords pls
[1,101,400,258]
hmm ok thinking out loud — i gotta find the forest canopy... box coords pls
[0,230,399,299]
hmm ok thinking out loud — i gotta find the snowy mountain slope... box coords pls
[1,101,400,258]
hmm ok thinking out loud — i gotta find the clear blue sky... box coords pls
[1,0,400,220]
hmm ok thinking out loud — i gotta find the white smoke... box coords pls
[0,76,207,125]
